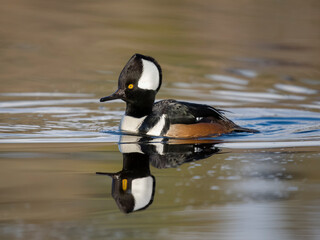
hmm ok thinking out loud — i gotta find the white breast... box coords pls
[147,114,166,136]
[120,115,146,134]
[120,114,166,137]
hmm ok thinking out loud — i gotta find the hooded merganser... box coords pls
[100,53,257,138]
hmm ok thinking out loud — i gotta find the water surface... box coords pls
[0,0,320,239]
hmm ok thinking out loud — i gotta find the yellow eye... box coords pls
[128,84,134,89]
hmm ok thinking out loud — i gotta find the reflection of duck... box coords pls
[97,152,155,213]
[139,141,220,169]
[97,137,220,213]
[100,53,257,138]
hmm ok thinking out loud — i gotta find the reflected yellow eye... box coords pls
[128,84,134,89]
[122,179,128,191]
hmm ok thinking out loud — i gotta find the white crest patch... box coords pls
[137,59,160,90]
[131,176,154,211]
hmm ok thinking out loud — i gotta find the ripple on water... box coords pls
[0,92,319,148]
[0,99,97,108]
[211,90,306,101]
[0,92,94,97]
[274,84,318,95]
[205,74,249,85]
[226,68,258,78]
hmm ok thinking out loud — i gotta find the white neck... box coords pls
[120,115,146,134]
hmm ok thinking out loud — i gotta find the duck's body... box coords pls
[120,99,251,138]
[100,54,257,138]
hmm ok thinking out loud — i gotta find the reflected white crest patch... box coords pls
[137,59,160,90]
[131,176,154,211]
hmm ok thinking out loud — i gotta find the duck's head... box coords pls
[100,54,162,117]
